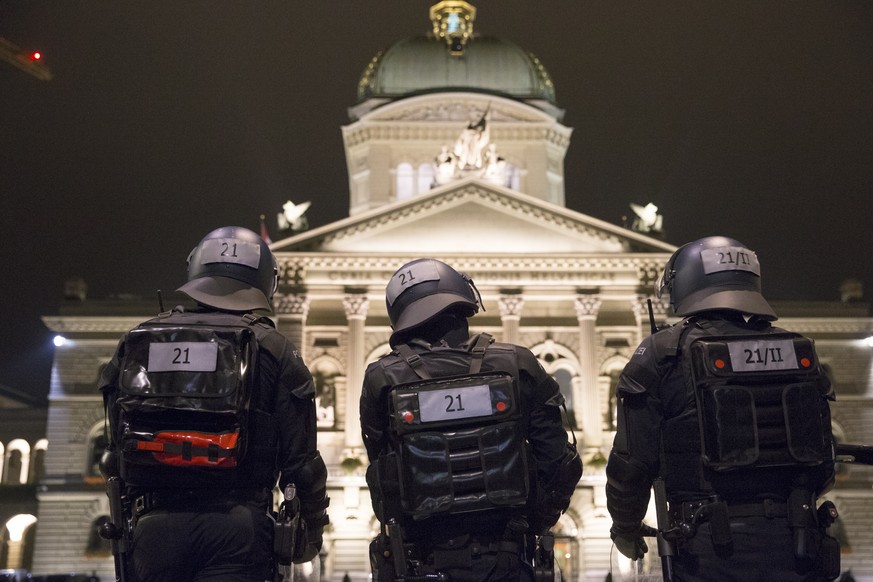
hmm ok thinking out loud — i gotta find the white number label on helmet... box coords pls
[701,246,761,276]
[199,238,261,269]
[386,260,441,305]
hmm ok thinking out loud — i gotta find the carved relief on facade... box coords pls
[369,99,541,123]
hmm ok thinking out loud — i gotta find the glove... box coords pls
[610,523,658,560]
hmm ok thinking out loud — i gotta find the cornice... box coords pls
[277,253,668,288]
[777,318,873,335]
[42,316,143,334]
[342,123,571,149]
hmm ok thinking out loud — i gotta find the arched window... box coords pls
[310,356,344,430]
[417,163,435,193]
[396,163,414,201]
[507,163,520,190]
[86,423,108,479]
[396,162,440,201]
[531,340,581,430]
[550,367,577,429]
[552,512,580,581]
[2,514,37,570]
[28,439,47,484]
[4,439,30,485]
[86,515,113,555]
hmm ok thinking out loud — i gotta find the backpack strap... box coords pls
[394,343,431,380]
[395,333,494,379]
[468,333,492,374]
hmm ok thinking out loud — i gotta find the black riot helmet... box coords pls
[386,259,481,346]
[655,236,776,320]
[177,226,278,313]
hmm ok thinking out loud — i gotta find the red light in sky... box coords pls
[30,51,42,61]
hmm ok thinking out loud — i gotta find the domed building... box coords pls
[27,2,873,581]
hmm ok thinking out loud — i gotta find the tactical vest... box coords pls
[658,320,832,496]
[108,311,273,487]
[386,335,530,520]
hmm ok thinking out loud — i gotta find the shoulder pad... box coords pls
[650,323,685,359]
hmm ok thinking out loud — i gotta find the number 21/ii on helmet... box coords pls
[655,236,776,320]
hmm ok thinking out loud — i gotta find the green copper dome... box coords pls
[356,34,557,105]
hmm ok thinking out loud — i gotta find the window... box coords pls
[531,340,580,430]
[417,163,434,193]
[3,440,30,485]
[310,357,343,430]
[86,424,108,479]
[86,516,112,555]
[28,440,47,484]
[395,162,439,201]
[396,163,414,200]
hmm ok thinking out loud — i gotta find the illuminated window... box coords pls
[3,440,30,485]
[417,163,435,193]
[531,341,580,430]
[86,515,112,555]
[28,440,47,484]
[310,355,344,431]
[396,163,414,200]
[86,424,108,478]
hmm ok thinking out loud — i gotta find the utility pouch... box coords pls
[818,534,841,580]
[706,500,733,558]
[369,536,396,582]
[274,517,299,565]
[274,484,304,565]
[534,533,556,582]
[787,488,818,562]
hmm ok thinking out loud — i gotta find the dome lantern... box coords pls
[429,1,477,55]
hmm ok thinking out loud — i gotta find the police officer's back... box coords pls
[360,259,582,582]
[100,226,328,582]
[606,236,838,581]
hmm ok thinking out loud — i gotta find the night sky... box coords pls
[1,1,871,396]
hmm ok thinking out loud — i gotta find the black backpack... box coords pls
[107,311,267,485]
[386,334,530,519]
[685,331,832,471]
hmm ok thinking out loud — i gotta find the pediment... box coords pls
[271,179,674,255]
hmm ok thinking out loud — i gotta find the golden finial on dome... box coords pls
[429,1,476,56]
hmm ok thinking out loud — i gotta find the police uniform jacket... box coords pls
[605,311,835,532]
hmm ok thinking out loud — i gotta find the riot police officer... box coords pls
[360,258,582,582]
[100,226,328,582]
[606,236,839,581]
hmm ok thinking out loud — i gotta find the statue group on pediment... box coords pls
[433,108,510,188]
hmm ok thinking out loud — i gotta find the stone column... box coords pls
[574,293,603,449]
[343,293,369,449]
[498,292,524,345]
[274,292,310,360]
